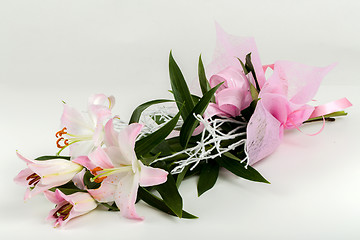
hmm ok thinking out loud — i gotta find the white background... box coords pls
[1,0,359,239]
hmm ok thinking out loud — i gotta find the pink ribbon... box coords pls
[290,116,326,136]
[310,97,352,118]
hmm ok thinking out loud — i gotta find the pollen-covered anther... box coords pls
[55,127,67,138]
[53,203,73,221]
[26,173,41,186]
[91,167,107,183]
[56,137,69,149]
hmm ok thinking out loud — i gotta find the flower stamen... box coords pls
[56,127,67,138]
[56,137,69,149]
[26,173,41,186]
[90,167,107,183]
[54,203,73,221]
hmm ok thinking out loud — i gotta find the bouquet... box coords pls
[14,25,352,227]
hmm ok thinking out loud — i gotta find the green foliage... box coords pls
[129,99,173,124]
[138,187,197,219]
[135,110,181,158]
[169,51,195,120]
[198,55,214,102]
[48,182,86,195]
[197,160,219,196]
[83,170,101,189]
[155,173,183,218]
[216,153,270,184]
[179,83,222,148]
[35,155,70,161]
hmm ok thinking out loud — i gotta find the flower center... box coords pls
[53,203,73,221]
[55,127,69,148]
[90,166,133,183]
[26,173,41,186]
[90,167,107,183]
[55,127,93,155]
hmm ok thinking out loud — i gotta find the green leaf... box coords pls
[138,187,197,219]
[237,57,258,101]
[198,55,214,102]
[169,51,195,120]
[180,83,222,147]
[129,99,173,124]
[135,110,181,157]
[48,182,86,195]
[35,155,70,161]
[216,153,270,184]
[101,203,120,211]
[304,111,348,123]
[155,174,183,218]
[83,170,101,189]
[238,58,249,74]
[245,53,260,92]
[197,161,220,196]
[176,165,190,188]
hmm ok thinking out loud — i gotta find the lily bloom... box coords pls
[56,94,115,158]
[44,189,97,227]
[246,61,335,164]
[14,152,83,200]
[73,119,168,220]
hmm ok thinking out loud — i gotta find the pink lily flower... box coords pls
[14,152,83,200]
[73,119,168,220]
[56,94,115,158]
[44,189,97,227]
[246,61,335,164]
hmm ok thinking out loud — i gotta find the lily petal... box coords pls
[88,172,126,202]
[114,171,143,220]
[104,119,120,147]
[139,162,168,187]
[88,147,115,169]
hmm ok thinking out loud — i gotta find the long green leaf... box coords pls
[48,182,86,195]
[169,51,194,120]
[216,153,270,184]
[35,155,70,161]
[198,55,213,102]
[138,187,197,219]
[245,53,260,92]
[176,165,190,188]
[129,99,173,124]
[197,160,220,196]
[135,110,181,157]
[237,57,258,101]
[180,83,222,147]
[155,174,183,218]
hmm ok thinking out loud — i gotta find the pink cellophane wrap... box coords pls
[247,61,336,165]
[207,23,266,88]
